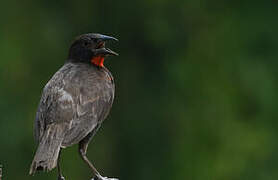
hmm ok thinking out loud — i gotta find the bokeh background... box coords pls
[0,0,278,180]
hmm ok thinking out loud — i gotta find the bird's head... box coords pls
[67,33,118,67]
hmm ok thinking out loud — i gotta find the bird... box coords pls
[29,33,119,180]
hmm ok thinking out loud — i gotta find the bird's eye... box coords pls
[84,41,89,47]
[92,38,98,43]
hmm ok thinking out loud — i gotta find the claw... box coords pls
[91,174,119,180]
[58,175,66,180]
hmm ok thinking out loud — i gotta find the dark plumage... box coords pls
[30,33,118,180]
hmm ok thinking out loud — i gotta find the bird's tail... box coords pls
[29,124,65,175]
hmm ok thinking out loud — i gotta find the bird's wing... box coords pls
[34,64,76,142]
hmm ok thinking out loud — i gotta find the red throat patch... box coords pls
[91,56,105,67]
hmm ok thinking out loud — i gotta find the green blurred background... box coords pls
[0,0,278,180]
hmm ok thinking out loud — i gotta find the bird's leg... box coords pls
[79,131,119,180]
[57,149,65,180]
[78,142,119,180]
[79,141,101,177]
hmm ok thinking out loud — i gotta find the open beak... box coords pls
[98,34,118,42]
[94,47,119,56]
[94,34,118,56]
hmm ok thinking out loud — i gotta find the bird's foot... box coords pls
[58,175,66,180]
[91,174,118,180]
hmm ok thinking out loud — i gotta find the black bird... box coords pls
[29,33,119,180]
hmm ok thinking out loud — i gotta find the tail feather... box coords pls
[29,124,66,175]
